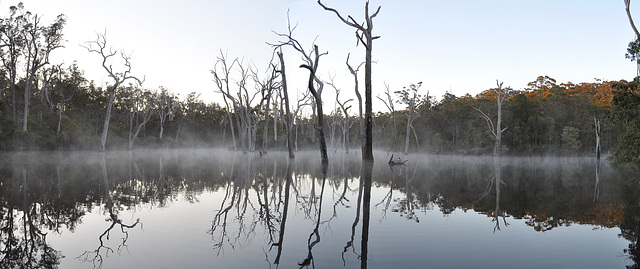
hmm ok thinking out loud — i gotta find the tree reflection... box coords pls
[342,171,363,265]
[272,159,293,266]
[297,163,328,268]
[0,168,62,268]
[360,160,373,269]
[77,154,141,269]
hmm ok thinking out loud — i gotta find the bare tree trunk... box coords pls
[319,0,381,162]
[300,45,329,165]
[222,96,237,151]
[404,105,413,155]
[100,90,116,152]
[625,0,640,76]
[474,80,510,156]
[594,116,601,159]
[262,94,271,153]
[84,32,143,151]
[347,54,364,153]
[278,51,295,159]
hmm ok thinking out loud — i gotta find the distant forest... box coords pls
[1,3,639,163]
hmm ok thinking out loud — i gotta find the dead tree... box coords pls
[83,31,143,151]
[319,0,381,161]
[327,76,353,153]
[212,51,244,152]
[276,51,295,158]
[377,82,397,152]
[273,13,329,165]
[474,80,511,156]
[301,45,329,165]
[346,53,365,153]
[257,64,278,154]
[594,116,601,160]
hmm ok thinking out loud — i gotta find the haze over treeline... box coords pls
[0,2,639,163]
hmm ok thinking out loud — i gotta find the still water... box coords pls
[0,149,637,268]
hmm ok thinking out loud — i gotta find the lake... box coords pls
[0,149,637,268]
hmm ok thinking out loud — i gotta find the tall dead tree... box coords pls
[212,51,243,152]
[346,53,365,153]
[319,0,381,162]
[273,14,329,165]
[301,45,329,165]
[474,80,511,156]
[276,51,295,158]
[83,31,143,151]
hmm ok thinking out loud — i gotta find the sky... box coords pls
[1,0,637,112]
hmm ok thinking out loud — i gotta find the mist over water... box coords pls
[0,149,635,268]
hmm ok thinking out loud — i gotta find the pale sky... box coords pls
[1,0,636,112]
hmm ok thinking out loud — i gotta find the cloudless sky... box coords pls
[1,0,636,111]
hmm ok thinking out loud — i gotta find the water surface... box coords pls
[0,149,636,268]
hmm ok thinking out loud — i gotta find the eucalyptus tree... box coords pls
[473,80,511,156]
[21,12,66,131]
[0,3,26,124]
[53,62,85,136]
[83,31,144,151]
[125,86,154,150]
[396,82,425,155]
[155,87,177,141]
[318,0,381,162]
[625,0,640,75]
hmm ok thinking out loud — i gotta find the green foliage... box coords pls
[611,78,640,163]
[561,126,582,155]
[626,39,640,63]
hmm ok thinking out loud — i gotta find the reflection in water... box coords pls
[0,168,62,268]
[77,154,142,269]
[298,163,328,268]
[0,151,637,268]
[360,160,373,269]
[272,159,293,265]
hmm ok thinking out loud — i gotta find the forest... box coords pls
[0,3,639,164]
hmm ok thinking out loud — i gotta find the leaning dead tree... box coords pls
[272,13,329,165]
[301,46,329,165]
[319,0,381,162]
[83,31,143,151]
[474,80,511,156]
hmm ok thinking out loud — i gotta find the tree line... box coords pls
[0,2,639,163]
